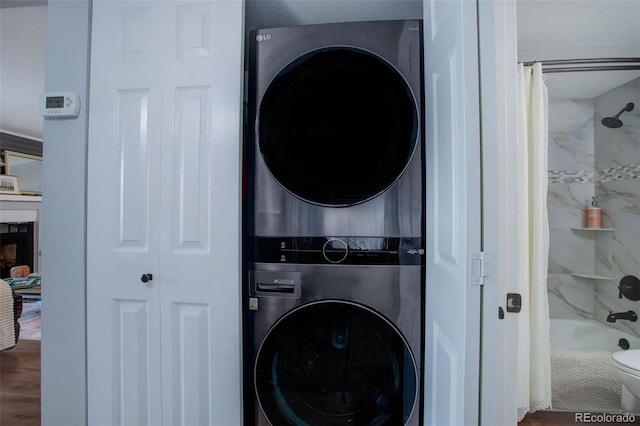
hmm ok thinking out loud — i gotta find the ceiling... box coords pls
[517,0,640,99]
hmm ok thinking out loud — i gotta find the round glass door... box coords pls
[255,301,417,425]
[257,47,418,206]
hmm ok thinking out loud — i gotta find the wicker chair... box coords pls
[0,279,22,351]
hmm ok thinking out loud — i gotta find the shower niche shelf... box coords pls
[570,272,613,281]
[568,228,615,281]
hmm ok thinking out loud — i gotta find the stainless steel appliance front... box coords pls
[246,20,424,238]
[243,19,425,426]
[246,263,423,425]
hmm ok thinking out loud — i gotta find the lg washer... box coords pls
[245,238,424,425]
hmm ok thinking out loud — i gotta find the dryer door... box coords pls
[255,300,418,425]
[257,47,419,206]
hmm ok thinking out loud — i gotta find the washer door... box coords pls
[255,301,418,425]
[257,47,418,206]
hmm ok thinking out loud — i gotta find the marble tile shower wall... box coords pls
[548,99,597,321]
[547,78,640,340]
[594,78,640,339]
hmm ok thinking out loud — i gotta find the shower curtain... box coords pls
[516,62,552,420]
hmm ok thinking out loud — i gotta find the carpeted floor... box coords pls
[19,301,41,341]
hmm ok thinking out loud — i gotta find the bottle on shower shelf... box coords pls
[587,196,602,228]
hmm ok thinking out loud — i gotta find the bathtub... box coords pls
[550,318,640,352]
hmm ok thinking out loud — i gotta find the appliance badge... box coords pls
[407,249,425,255]
[256,34,272,42]
[249,297,259,311]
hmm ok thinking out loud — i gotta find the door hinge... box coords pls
[471,251,490,286]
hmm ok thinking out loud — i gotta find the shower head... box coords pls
[601,102,635,128]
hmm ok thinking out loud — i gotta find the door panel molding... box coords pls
[116,89,152,249]
[169,302,212,425]
[113,300,154,426]
[429,321,459,425]
[172,86,212,252]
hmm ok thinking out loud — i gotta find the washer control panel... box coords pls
[322,238,348,263]
[251,236,424,265]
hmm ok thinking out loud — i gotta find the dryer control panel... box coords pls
[250,236,424,265]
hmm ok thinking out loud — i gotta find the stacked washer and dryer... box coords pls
[243,20,425,425]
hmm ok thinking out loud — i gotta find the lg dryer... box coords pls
[246,19,424,238]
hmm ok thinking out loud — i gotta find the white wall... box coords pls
[0,5,47,139]
[40,1,90,424]
[245,0,422,30]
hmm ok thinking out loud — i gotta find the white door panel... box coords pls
[88,4,163,424]
[157,2,243,424]
[477,1,520,424]
[88,1,243,424]
[424,0,481,424]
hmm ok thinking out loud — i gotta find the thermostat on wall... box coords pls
[39,92,80,118]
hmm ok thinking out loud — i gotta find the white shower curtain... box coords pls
[516,62,552,420]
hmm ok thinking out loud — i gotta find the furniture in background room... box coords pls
[0,279,23,351]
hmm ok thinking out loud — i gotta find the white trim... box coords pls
[0,195,42,202]
[0,209,38,223]
[478,0,519,424]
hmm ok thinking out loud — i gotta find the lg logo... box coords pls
[256,34,272,42]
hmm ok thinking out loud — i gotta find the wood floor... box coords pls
[1,341,639,426]
[0,339,40,426]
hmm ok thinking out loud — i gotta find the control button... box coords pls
[322,238,348,263]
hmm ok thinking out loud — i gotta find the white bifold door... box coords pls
[86,1,244,425]
[423,0,483,424]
